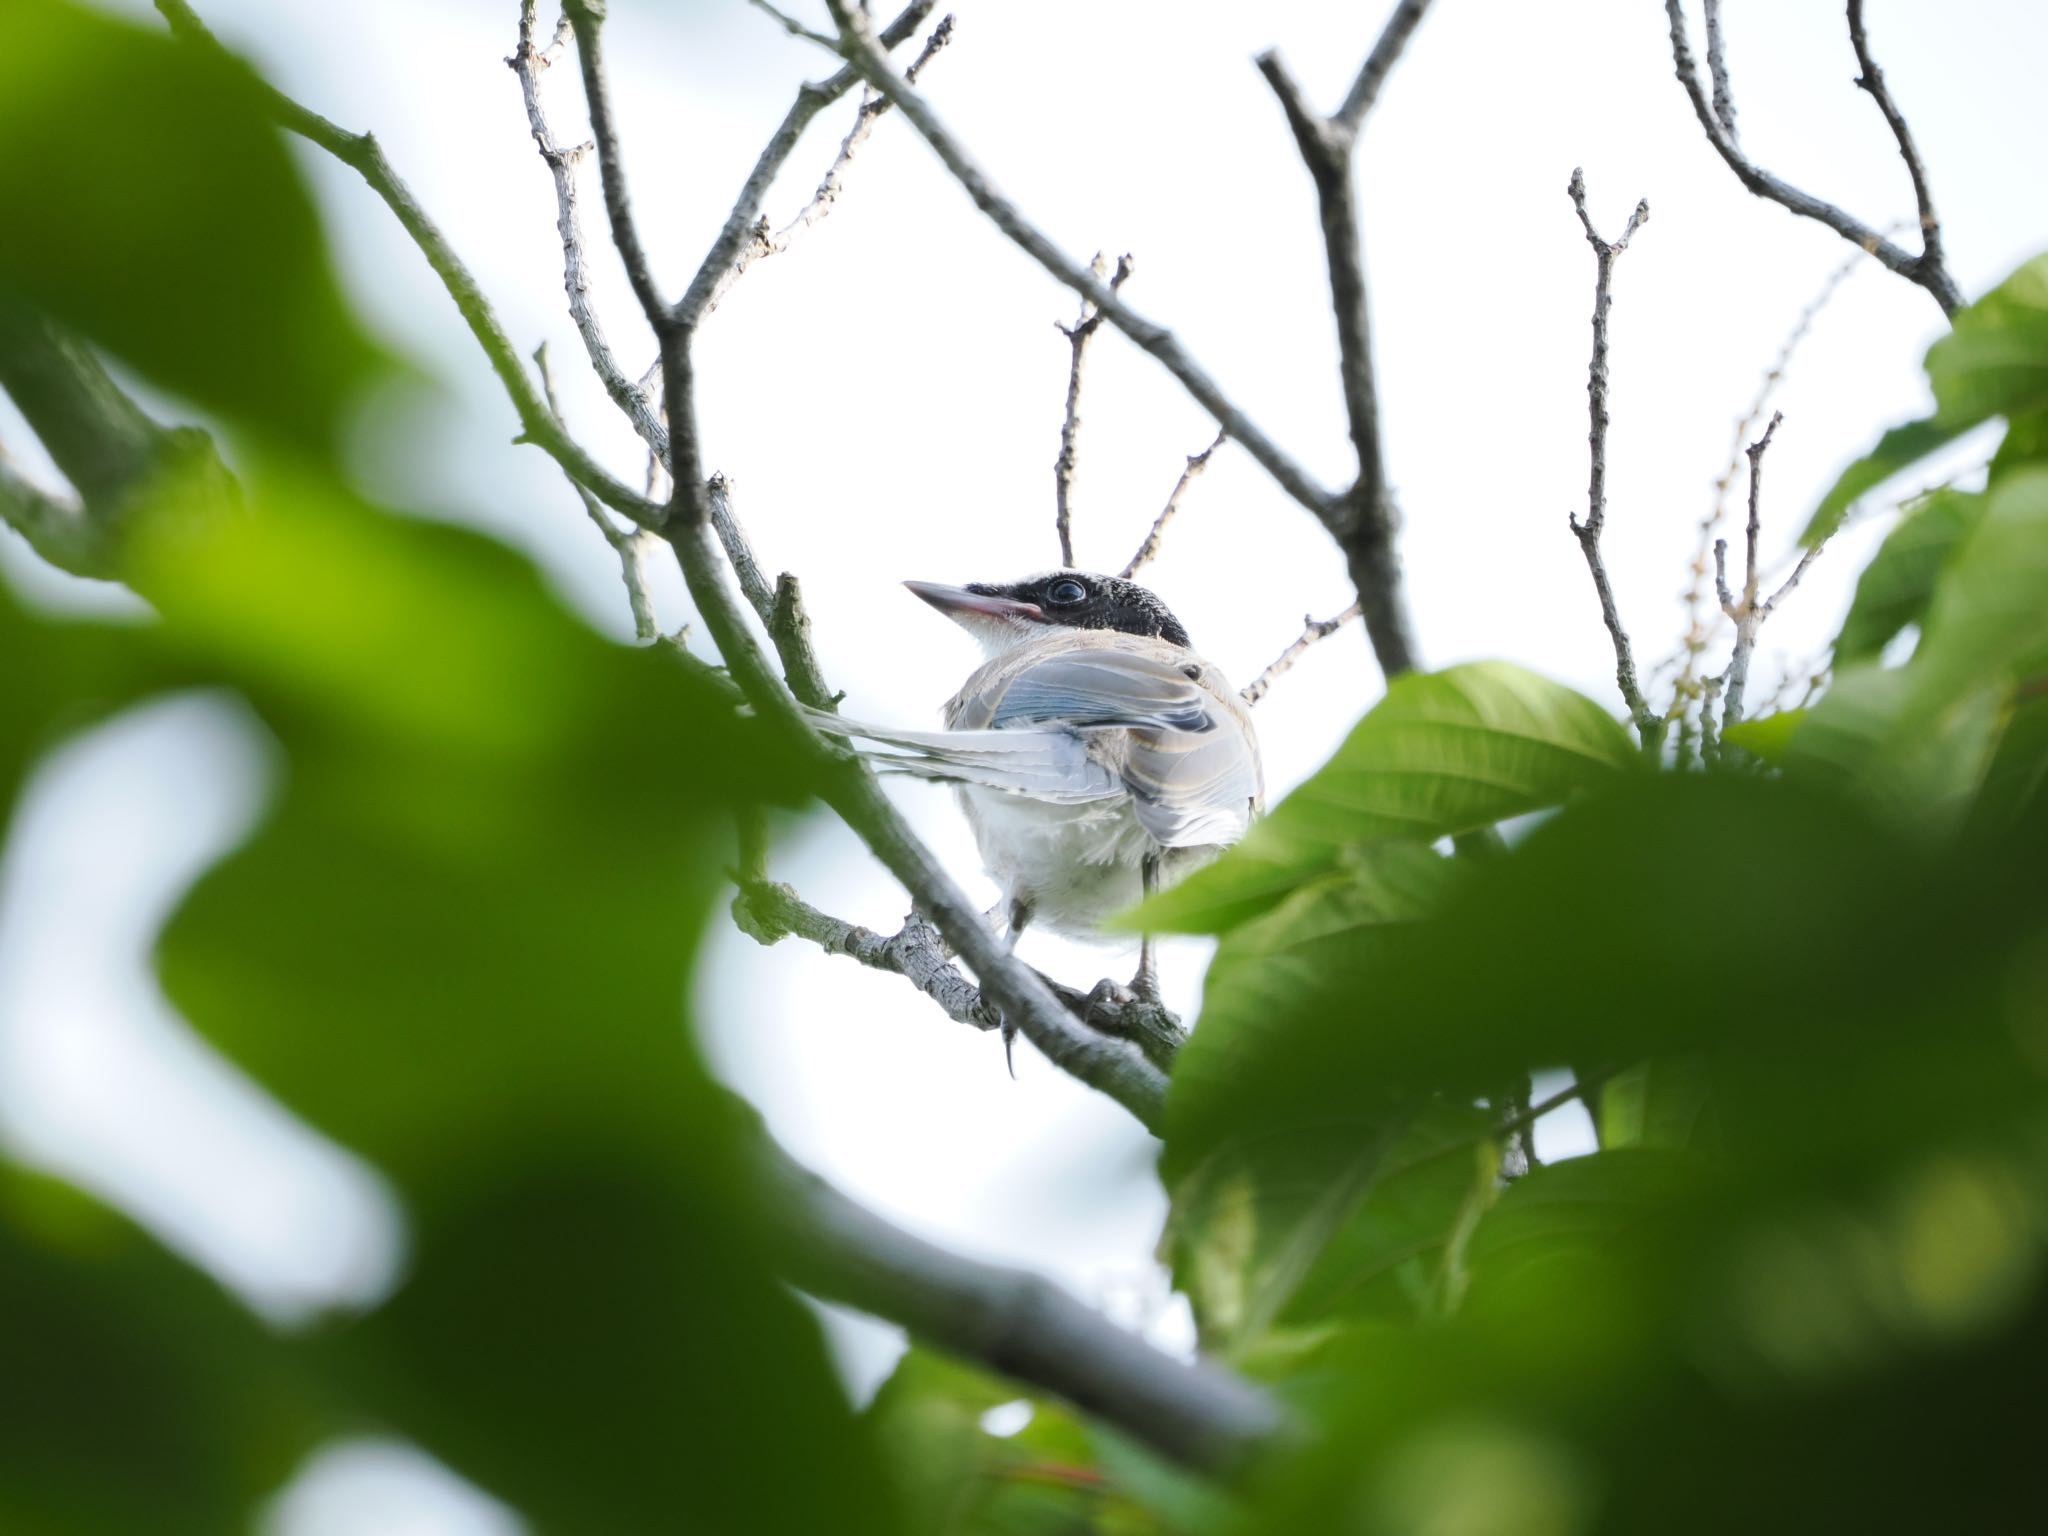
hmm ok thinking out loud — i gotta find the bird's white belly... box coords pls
[959,785,1200,940]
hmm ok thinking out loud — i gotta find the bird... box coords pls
[809,569,1264,1066]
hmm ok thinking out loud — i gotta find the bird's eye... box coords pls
[1047,578,1087,605]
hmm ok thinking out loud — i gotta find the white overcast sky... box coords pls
[4,1,2046,1528]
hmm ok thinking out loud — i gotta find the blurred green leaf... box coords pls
[866,1348,1199,1535]
[1804,253,2048,544]
[1835,489,1989,663]
[0,1,384,447]
[1719,708,1805,763]
[130,484,886,1534]
[0,1180,324,1535]
[1128,663,1633,935]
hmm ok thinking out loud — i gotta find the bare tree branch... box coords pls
[565,0,1172,1131]
[1120,429,1225,580]
[706,473,778,626]
[1846,0,1947,284]
[1564,168,1659,748]
[756,1131,1286,1473]
[153,0,663,527]
[819,0,1343,538]
[770,572,842,713]
[0,296,238,581]
[1662,0,1961,317]
[1256,31,1429,679]
[510,1,668,455]
[1053,251,1134,568]
[1240,601,1363,706]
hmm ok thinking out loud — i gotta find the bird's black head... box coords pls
[906,571,1193,652]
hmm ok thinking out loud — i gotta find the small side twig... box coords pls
[770,573,842,713]
[1053,251,1134,568]
[1564,168,1658,749]
[535,343,657,641]
[1703,0,1737,141]
[1120,429,1225,579]
[1240,602,1363,706]
[734,883,997,1029]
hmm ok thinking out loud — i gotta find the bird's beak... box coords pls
[903,580,1045,624]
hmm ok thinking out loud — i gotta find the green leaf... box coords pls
[138,485,889,1535]
[0,1175,324,1535]
[0,2,385,447]
[1803,252,2048,545]
[1127,662,1634,934]
[1719,709,1806,763]
[1835,489,1990,663]
[1908,468,2048,712]
[1802,416,1971,546]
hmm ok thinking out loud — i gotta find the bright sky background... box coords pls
[4,0,2046,1528]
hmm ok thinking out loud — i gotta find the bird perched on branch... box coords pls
[810,571,1263,1064]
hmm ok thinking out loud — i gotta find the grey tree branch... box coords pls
[819,0,1343,536]
[1120,429,1225,580]
[755,1132,1286,1473]
[1564,169,1659,748]
[1256,29,1430,680]
[1240,602,1363,706]
[564,0,1172,1131]
[154,0,664,527]
[1053,251,1134,568]
[510,1,668,456]
[1662,0,1961,317]
[1846,0,1947,284]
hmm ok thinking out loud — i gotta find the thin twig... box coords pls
[1334,0,1435,133]
[1053,251,1134,568]
[1662,0,1960,317]
[706,473,777,625]
[509,2,667,454]
[676,1,939,333]
[1564,168,1658,748]
[564,3,669,328]
[818,0,1344,549]
[1846,0,1947,282]
[567,0,1172,1130]
[1716,410,1782,732]
[770,573,842,713]
[0,448,104,579]
[153,0,664,527]
[1240,602,1363,706]
[1120,429,1225,579]
[536,344,657,641]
